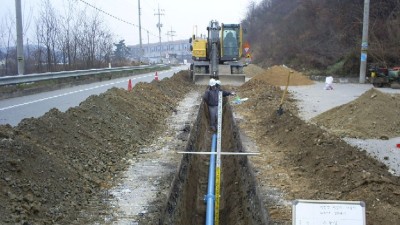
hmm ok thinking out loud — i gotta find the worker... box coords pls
[208,78,216,90]
[203,79,235,132]
[224,32,237,55]
[224,32,236,46]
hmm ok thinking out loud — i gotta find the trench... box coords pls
[160,99,269,224]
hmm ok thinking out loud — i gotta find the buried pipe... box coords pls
[205,134,217,225]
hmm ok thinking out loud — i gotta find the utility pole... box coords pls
[154,4,164,62]
[15,0,24,75]
[147,31,149,45]
[167,27,176,42]
[359,0,370,83]
[138,0,143,64]
[166,27,176,55]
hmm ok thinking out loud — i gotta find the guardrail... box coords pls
[0,64,165,86]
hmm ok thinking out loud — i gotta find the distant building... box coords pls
[129,39,192,64]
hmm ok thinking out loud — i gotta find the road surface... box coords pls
[0,65,188,126]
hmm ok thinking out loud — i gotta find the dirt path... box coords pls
[105,91,201,224]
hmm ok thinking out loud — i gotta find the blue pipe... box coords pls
[205,134,217,225]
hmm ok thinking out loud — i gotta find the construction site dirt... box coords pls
[1,68,400,225]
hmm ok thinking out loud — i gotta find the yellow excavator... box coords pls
[189,20,246,85]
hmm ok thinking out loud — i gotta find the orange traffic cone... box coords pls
[154,72,159,81]
[127,79,132,92]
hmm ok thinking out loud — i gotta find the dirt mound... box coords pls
[243,64,266,78]
[253,65,314,86]
[312,88,400,139]
[0,71,194,224]
[234,78,400,224]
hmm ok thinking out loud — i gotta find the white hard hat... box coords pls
[209,78,216,86]
[216,80,221,85]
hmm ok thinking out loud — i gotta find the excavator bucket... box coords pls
[215,74,246,86]
[193,73,246,86]
[193,74,212,85]
[193,64,246,86]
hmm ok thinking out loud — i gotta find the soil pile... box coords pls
[253,65,314,86]
[234,78,400,224]
[0,71,194,224]
[243,64,266,78]
[312,88,400,139]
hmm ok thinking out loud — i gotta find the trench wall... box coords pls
[159,99,269,224]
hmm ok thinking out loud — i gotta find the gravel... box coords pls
[288,82,400,176]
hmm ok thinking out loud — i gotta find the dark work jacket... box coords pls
[203,88,233,106]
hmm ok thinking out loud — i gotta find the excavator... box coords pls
[189,20,246,85]
[370,66,400,88]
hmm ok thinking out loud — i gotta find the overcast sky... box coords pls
[0,0,261,46]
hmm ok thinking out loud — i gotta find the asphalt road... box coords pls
[0,65,188,126]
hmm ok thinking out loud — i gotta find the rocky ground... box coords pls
[1,66,400,224]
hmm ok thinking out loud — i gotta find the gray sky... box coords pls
[0,0,261,46]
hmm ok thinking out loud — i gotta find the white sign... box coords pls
[244,47,249,53]
[293,200,366,225]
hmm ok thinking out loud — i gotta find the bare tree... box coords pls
[35,0,59,71]
[0,12,17,75]
[78,10,113,68]
[26,0,117,73]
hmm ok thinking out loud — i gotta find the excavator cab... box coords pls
[221,25,242,61]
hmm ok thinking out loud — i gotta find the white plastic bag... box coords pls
[324,76,334,90]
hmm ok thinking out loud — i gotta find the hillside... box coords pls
[242,0,400,75]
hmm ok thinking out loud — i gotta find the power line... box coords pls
[77,0,159,39]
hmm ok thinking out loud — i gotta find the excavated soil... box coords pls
[248,65,314,86]
[233,78,400,224]
[312,88,400,139]
[1,67,400,225]
[0,72,194,224]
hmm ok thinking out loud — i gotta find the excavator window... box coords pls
[223,30,238,56]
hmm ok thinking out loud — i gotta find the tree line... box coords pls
[243,0,400,75]
[0,0,130,76]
